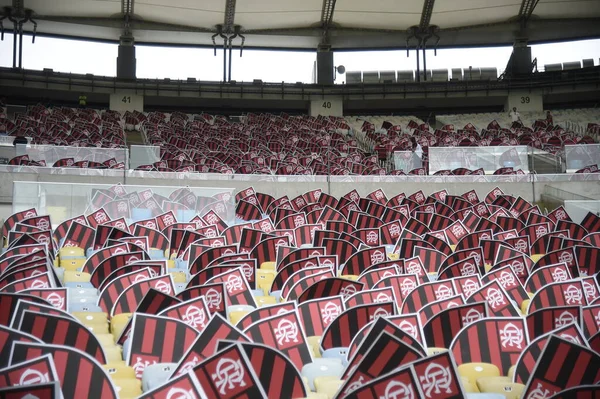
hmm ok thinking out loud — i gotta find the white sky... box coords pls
[0,34,599,83]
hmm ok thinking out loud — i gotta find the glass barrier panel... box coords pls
[13,181,236,228]
[564,200,600,224]
[428,146,529,175]
[393,151,422,172]
[130,145,161,169]
[15,144,129,168]
[564,144,600,172]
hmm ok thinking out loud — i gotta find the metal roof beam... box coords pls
[518,0,540,22]
[223,0,236,32]
[419,0,436,31]
[320,0,337,44]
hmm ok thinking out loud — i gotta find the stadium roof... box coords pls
[2,0,600,50]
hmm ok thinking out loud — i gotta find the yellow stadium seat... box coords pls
[111,378,142,397]
[59,247,85,258]
[60,258,86,271]
[256,269,276,294]
[387,253,399,261]
[102,363,136,379]
[229,310,251,326]
[72,311,109,326]
[110,313,132,342]
[255,296,277,306]
[340,275,359,281]
[484,263,492,273]
[507,365,516,380]
[530,254,544,263]
[427,347,448,355]
[527,292,534,299]
[462,379,479,393]
[96,334,119,349]
[87,323,110,335]
[478,379,525,399]
[476,376,511,391]
[458,363,500,384]
[168,271,187,284]
[302,376,310,392]
[103,346,123,364]
[260,261,276,271]
[315,378,344,399]
[521,300,530,314]
[63,271,91,283]
[307,336,322,358]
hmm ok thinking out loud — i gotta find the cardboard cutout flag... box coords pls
[423,302,488,349]
[523,335,600,398]
[297,296,345,337]
[340,246,387,276]
[10,342,117,399]
[0,354,60,392]
[171,313,250,377]
[513,322,588,385]
[235,301,297,331]
[418,295,466,326]
[0,325,42,367]
[127,313,200,378]
[345,287,396,309]
[1,272,53,293]
[582,304,600,338]
[2,208,37,242]
[284,270,334,301]
[205,268,256,307]
[9,298,72,329]
[527,280,587,314]
[525,263,572,293]
[401,281,457,314]
[320,302,395,351]
[338,330,424,396]
[17,310,106,364]
[189,245,238,275]
[481,265,529,306]
[343,364,423,399]
[450,317,528,375]
[62,221,94,251]
[526,306,582,340]
[177,283,227,317]
[372,274,422,308]
[0,382,62,399]
[297,277,364,304]
[111,274,175,316]
[190,343,267,399]
[234,341,308,399]
[133,226,169,252]
[466,280,520,317]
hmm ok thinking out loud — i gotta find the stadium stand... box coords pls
[1,0,600,398]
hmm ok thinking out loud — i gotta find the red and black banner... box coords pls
[528,280,586,314]
[127,313,200,378]
[450,317,528,375]
[298,295,345,337]
[526,306,582,340]
[423,302,488,349]
[10,341,117,399]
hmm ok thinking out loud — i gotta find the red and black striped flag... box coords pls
[62,221,94,250]
[250,236,290,267]
[98,263,160,294]
[411,351,466,399]
[526,306,582,340]
[450,317,528,375]
[528,280,587,314]
[206,268,256,307]
[189,245,238,275]
[298,295,345,337]
[235,302,296,331]
[172,313,250,377]
[276,247,325,271]
[423,302,488,349]
[373,275,421,308]
[345,287,396,309]
[17,310,106,364]
[190,342,268,398]
[178,282,227,317]
[466,280,520,317]
[525,263,572,294]
[242,310,312,371]
[10,341,117,399]
[89,251,148,288]
[418,295,466,326]
[523,335,600,398]
[0,324,42,367]
[422,233,453,256]
[235,341,307,399]
[294,224,321,246]
[296,277,364,304]
[344,364,422,399]
[481,265,529,306]
[133,225,169,253]
[222,223,252,246]
[80,243,128,274]
[575,245,600,276]
[320,302,395,351]
[340,246,387,276]
[2,208,37,243]
[1,272,53,293]
[338,330,424,397]
[400,280,457,314]
[581,211,600,233]
[283,269,334,301]
[513,323,587,385]
[438,256,481,280]
[0,353,60,390]
[556,219,587,240]
[127,313,200,378]
[111,274,175,316]
[157,296,210,332]
[323,237,357,264]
